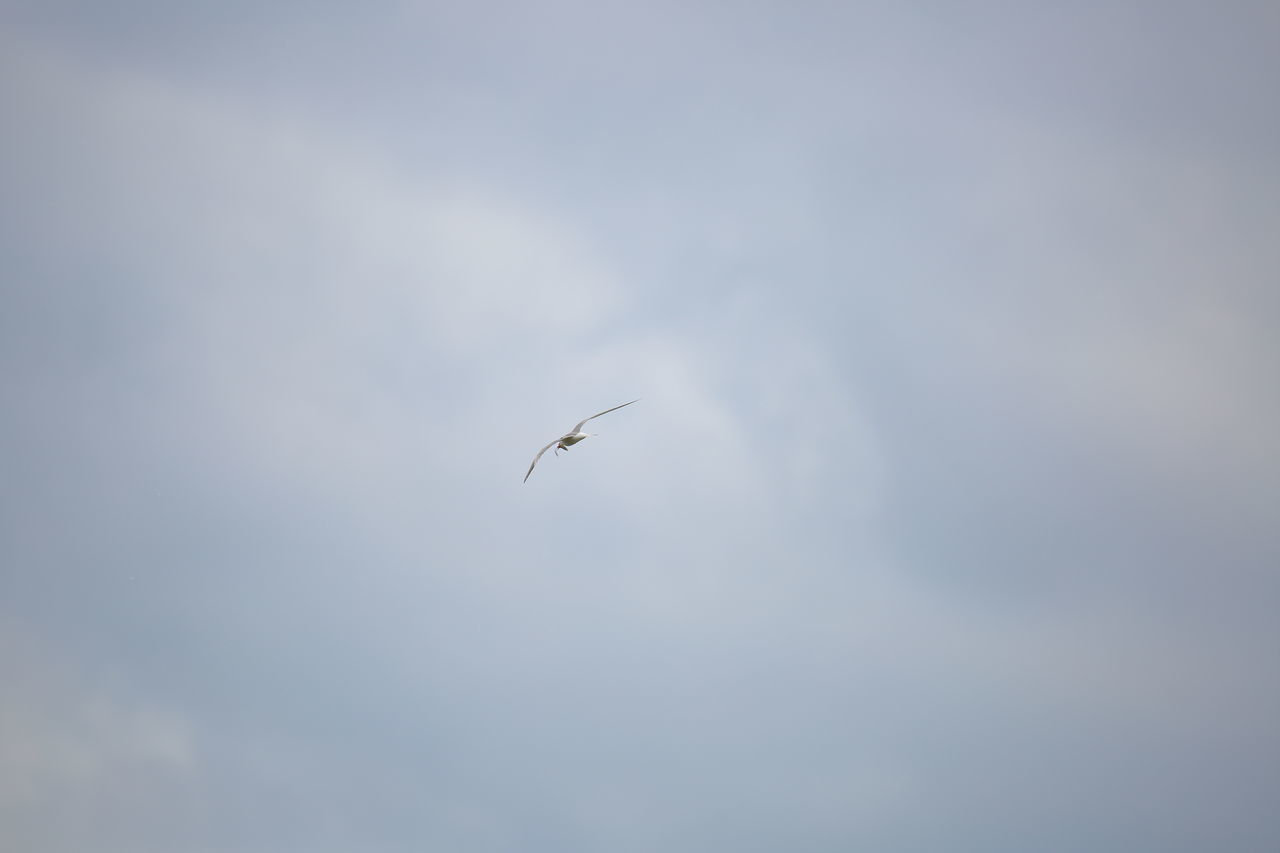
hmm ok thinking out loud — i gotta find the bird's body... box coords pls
[524,400,638,482]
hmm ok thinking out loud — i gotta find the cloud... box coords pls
[2,35,631,502]
[0,625,199,853]
[948,123,1280,482]
[2,7,1278,853]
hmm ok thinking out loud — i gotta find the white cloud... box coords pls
[2,36,629,498]
[4,9,1278,852]
[0,626,199,850]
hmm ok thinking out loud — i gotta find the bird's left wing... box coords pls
[524,439,560,483]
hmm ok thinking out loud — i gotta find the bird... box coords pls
[524,399,639,482]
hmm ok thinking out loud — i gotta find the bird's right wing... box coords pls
[571,399,639,433]
[524,439,559,483]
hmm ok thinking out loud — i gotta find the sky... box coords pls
[1,2,1278,851]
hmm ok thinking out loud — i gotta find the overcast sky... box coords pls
[2,2,1278,851]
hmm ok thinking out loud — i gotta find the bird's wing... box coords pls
[571,399,639,433]
[524,439,560,483]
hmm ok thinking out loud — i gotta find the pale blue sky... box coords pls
[2,2,1278,851]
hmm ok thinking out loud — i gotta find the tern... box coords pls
[524,399,639,482]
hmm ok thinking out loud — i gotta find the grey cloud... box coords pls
[2,4,1278,852]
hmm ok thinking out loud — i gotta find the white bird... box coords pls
[524,399,639,482]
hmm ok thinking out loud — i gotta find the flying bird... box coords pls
[524,399,639,482]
